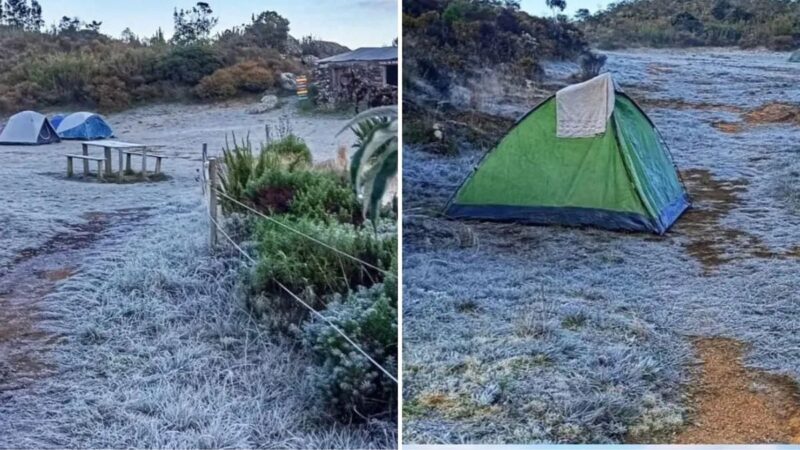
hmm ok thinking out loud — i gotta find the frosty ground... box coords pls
[403,49,800,444]
[0,100,395,448]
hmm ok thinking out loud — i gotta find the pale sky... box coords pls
[520,0,612,17]
[37,0,398,49]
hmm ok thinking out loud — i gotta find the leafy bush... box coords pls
[302,285,397,420]
[247,218,395,329]
[195,60,275,99]
[218,134,312,213]
[246,169,361,224]
[263,134,312,170]
[156,44,223,85]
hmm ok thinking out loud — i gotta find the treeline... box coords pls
[580,0,800,50]
[0,1,348,112]
[403,0,589,95]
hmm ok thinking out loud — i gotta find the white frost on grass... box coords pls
[0,207,394,449]
[0,100,355,269]
[0,102,391,448]
[403,49,800,444]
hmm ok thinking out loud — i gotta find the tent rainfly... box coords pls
[445,73,690,234]
[0,110,60,145]
[56,112,113,140]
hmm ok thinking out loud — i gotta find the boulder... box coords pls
[246,94,280,114]
[279,72,297,91]
[301,55,319,66]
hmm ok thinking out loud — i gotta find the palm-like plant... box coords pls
[339,106,398,223]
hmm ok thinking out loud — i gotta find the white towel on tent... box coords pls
[556,73,615,138]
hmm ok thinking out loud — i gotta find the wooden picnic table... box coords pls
[80,140,166,181]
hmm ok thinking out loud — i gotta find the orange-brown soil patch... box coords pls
[673,338,800,444]
[744,103,800,125]
[711,121,744,133]
[675,169,799,273]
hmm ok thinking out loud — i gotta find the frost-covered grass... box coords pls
[0,209,393,448]
[403,49,800,444]
[0,102,395,448]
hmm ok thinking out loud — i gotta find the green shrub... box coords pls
[218,134,312,214]
[263,134,312,170]
[157,44,223,85]
[301,285,397,420]
[247,218,395,329]
[246,168,361,224]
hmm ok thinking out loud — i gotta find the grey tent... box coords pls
[0,111,60,145]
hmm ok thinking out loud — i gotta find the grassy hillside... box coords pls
[581,0,800,50]
[0,3,348,113]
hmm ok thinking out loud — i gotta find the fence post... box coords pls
[208,157,218,248]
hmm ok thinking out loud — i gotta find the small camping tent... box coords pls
[56,112,113,140]
[50,114,65,129]
[0,111,60,145]
[790,50,800,63]
[445,73,690,234]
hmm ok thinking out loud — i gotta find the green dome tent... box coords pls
[445,73,690,235]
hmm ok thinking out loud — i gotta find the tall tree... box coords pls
[172,1,218,45]
[4,0,29,28]
[28,0,42,30]
[243,11,290,50]
[546,0,567,13]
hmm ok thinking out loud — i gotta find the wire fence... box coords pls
[200,149,398,384]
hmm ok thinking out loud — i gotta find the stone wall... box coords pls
[311,62,398,111]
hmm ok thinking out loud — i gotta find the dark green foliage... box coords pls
[157,44,223,85]
[244,11,290,51]
[218,134,312,214]
[246,168,361,224]
[582,0,800,50]
[301,285,397,420]
[263,134,312,170]
[251,218,395,298]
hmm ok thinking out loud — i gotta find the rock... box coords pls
[301,55,319,66]
[246,94,279,114]
[279,72,297,91]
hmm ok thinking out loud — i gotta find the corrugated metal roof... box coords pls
[318,47,397,64]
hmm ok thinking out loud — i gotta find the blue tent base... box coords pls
[445,195,690,235]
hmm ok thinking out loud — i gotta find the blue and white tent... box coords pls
[0,111,60,145]
[50,114,66,129]
[56,112,113,140]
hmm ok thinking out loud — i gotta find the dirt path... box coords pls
[0,209,150,393]
[674,338,800,444]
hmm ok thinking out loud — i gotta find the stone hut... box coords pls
[312,46,398,110]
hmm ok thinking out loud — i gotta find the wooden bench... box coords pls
[121,150,168,175]
[79,140,167,182]
[66,154,106,180]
